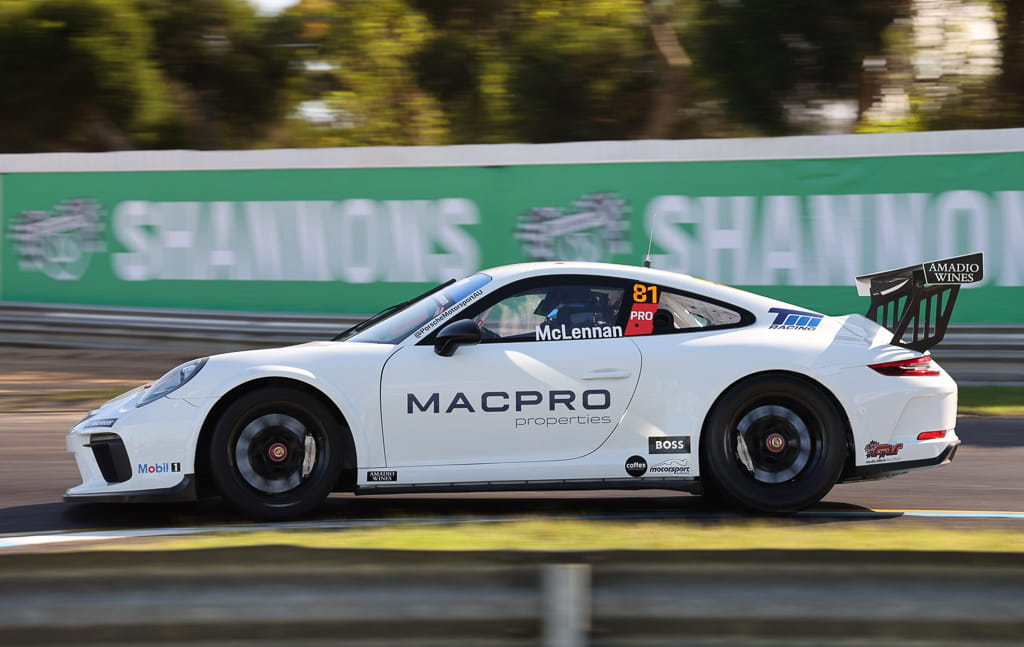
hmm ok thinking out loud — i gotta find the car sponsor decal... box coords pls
[649,458,691,475]
[412,288,484,339]
[82,417,117,429]
[625,455,648,477]
[138,462,181,475]
[535,323,624,341]
[767,307,823,331]
[922,252,983,284]
[366,470,398,482]
[516,415,612,428]
[407,389,613,430]
[865,440,903,461]
[407,389,611,414]
[648,436,691,454]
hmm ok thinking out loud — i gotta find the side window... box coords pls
[474,280,627,342]
[623,281,749,336]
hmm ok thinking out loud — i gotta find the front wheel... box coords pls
[209,387,344,520]
[701,376,846,512]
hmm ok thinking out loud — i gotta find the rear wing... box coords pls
[855,252,983,352]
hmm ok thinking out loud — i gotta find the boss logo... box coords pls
[648,436,691,454]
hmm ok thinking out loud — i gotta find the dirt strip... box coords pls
[1,347,200,412]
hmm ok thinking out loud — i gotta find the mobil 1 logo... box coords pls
[648,436,691,454]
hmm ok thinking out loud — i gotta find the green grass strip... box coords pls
[76,518,1024,553]
[958,385,1024,417]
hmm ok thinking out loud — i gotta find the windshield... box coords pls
[344,273,492,344]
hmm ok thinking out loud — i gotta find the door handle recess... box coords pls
[581,369,632,380]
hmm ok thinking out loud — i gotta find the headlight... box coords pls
[137,358,208,407]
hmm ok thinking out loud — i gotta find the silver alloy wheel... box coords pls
[735,404,812,484]
[234,413,316,494]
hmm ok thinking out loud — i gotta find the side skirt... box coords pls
[355,478,701,496]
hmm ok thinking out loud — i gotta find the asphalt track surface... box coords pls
[0,412,1021,538]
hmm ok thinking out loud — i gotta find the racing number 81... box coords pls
[633,283,659,304]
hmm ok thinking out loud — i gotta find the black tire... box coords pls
[209,386,344,520]
[700,375,846,512]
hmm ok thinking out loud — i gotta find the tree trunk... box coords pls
[999,0,1024,115]
[642,1,692,139]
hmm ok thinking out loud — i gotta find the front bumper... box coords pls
[64,475,197,503]
[65,390,206,501]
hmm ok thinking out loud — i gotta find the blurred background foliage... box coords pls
[1,0,1023,152]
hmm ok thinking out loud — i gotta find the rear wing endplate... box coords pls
[855,252,983,352]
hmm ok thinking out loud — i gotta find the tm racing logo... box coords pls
[8,198,106,281]
[768,307,823,331]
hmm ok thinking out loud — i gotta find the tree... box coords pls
[0,0,168,152]
[289,0,447,146]
[0,0,304,152]
[687,0,908,134]
[137,0,303,149]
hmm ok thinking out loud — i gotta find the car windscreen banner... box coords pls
[1,131,1022,322]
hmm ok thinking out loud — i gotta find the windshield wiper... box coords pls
[332,279,456,341]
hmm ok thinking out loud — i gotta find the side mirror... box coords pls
[434,319,482,357]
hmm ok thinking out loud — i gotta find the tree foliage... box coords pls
[138,0,303,149]
[0,0,167,151]
[1,0,1023,152]
[687,0,908,134]
[0,0,300,152]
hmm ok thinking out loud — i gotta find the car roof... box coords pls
[477,261,784,313]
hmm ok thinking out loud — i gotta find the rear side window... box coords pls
[623,281,752,336]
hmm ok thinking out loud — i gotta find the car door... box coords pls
[379,277,642,467]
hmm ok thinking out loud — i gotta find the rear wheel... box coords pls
[209,386,344,520]
[701,375,846,512]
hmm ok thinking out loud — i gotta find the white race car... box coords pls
[66,254,983,519]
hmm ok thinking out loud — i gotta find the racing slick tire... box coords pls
[209,386,344,520]
[700,375,846,513]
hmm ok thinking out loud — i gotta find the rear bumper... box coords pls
[839,441,960,483]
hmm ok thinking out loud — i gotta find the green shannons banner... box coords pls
[2,149,1023,321]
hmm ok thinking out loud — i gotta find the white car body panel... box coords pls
[65,260,963,511]
[380,338,641,466]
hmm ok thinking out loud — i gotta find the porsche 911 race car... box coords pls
[66,253,983,519]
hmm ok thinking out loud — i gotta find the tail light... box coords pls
[917,430,947,440]
[869,356,940,377]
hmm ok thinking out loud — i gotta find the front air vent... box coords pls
[86,434,132,483]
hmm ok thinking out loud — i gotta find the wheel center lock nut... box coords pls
[765,433,786,453]
[268,443,289,462]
